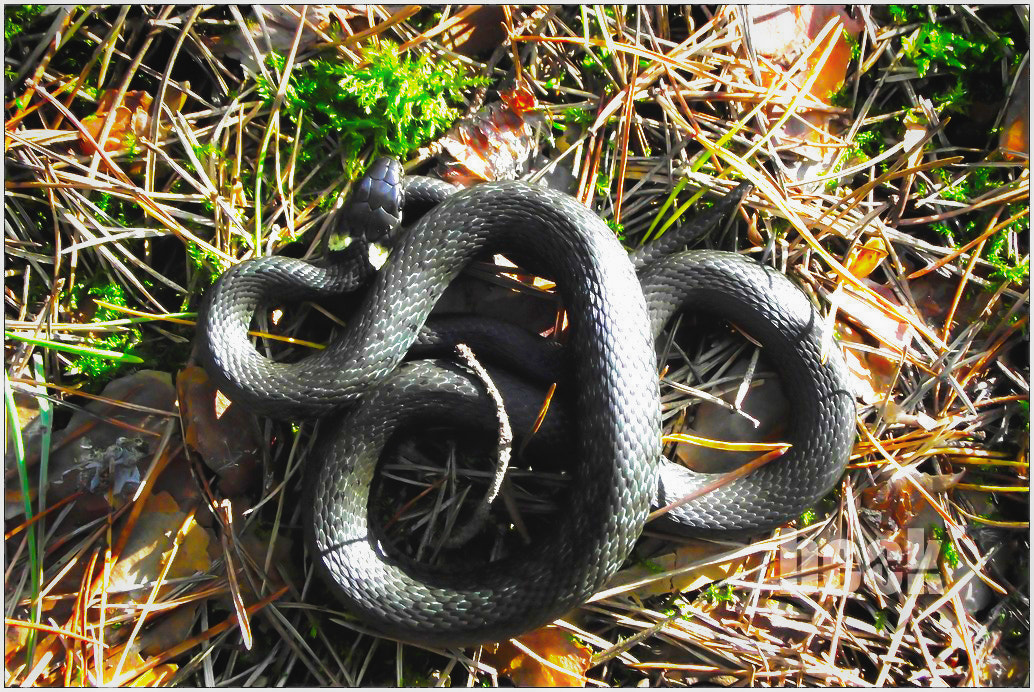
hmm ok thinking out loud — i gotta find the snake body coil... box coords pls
[197,163,854,646]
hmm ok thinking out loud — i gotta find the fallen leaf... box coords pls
[484,626,592,687]
[833,281,916,352]
[210,5,353,75]
[6,370,177,522]
[610,541,758,598]
[908,272,988,330]
[104,650,178,687]
[436,81,542,185]
[107,491,216,606]
[861,470,965,531]
[672,357,790,473]
[838,322,897,406]
[750,5,862,103]
[176,365,262,496]
[881,401,940,430]
[999,62,1029,159]
[712,599,817,645]
[436,5,507,56]
[741,6,863,178]
[846,237,889,279]
[79,87,187,158]
[746,6,861,68]
[136,605,200,658]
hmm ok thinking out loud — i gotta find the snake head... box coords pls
[326,157,404,267]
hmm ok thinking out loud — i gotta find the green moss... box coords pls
[926,166,1029,284]
[94,192,141,227]
[904,23,999,78]
[638,558,665,574]
[700,583,737,605]
[186,243,223,289]
[873,608,890,632]
[257,42,487,181]
[929,525,960,569]
[556,107,594,130]
[606,219,625,242]
[4,5,47,43]
[64,281,143,380]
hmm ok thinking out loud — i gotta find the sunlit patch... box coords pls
[214,390,232,419]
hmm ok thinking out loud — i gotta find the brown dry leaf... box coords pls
[710,599,818,645]
[838,322,897,406]
[79,87,186,157]
[747,5,862,103]
[610,541,758,598]
[176,365,262,496]
[437,82,541,185]
[104,650,178,687]
[437,5,507,56]
[136,605,200,659]
[484,626,592,687]
[742,6,862,172]
[672,358,790,473]
[834,280,916,352]
[211,5,352,74]
[107,491,217,607]
[767,538,847,589]
[861,470,965,531]
[127,662,178,687]
[909,272,988,330]
[6,370,176,523]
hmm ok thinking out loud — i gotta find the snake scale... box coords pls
[197,158,854,647]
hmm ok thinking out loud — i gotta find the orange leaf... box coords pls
[999,62,1029,159]
[846,237,888,279]
[78,87,186,157]
[484,626,592,687]
[105,650,177,687]
[744,6,862,156]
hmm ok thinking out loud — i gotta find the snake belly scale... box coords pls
[197,165,854,647]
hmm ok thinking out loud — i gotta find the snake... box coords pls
[196,158,855,647]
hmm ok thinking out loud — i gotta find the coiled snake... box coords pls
[197,158,854,647]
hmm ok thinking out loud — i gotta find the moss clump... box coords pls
[258,42,487,180]
[4,5,47,44]
[64,281,143,380]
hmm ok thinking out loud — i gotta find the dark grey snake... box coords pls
[197,158,855,647]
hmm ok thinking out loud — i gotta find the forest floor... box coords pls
[4,5,1029,687]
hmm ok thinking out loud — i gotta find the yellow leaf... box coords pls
[846,237,888,279]
[485,626,592,687]
[107,491,215,606]
[609,541,757,598]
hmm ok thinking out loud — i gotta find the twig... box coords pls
[442,344,513,548]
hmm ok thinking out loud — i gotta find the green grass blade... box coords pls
[30,356,53,641]
[4,373,39,662]
[5,331,145,363]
